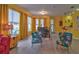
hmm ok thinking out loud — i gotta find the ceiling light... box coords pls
[39,10,48,15]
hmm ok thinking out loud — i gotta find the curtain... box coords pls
[20,13,24,39]
[32,17,36,32]
[0,4,8,36]
[23,14,28,38]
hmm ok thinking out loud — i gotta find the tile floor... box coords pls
[10,34,79,54]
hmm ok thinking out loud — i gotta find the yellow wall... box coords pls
[44,16,50,29]
[54,16,63,32]
[71,12,79,39]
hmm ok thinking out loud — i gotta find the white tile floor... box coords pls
[10,34,79,54]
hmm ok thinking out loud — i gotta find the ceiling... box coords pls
[17,4,79,16]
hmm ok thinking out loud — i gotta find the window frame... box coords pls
[8,8,20,37]
[27,16,32,32]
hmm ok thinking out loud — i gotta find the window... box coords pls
[40,19,44,27]
[8,9,20,37]
[27,16,32,32]
[36,19,39,30]
[50,19,54,32]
